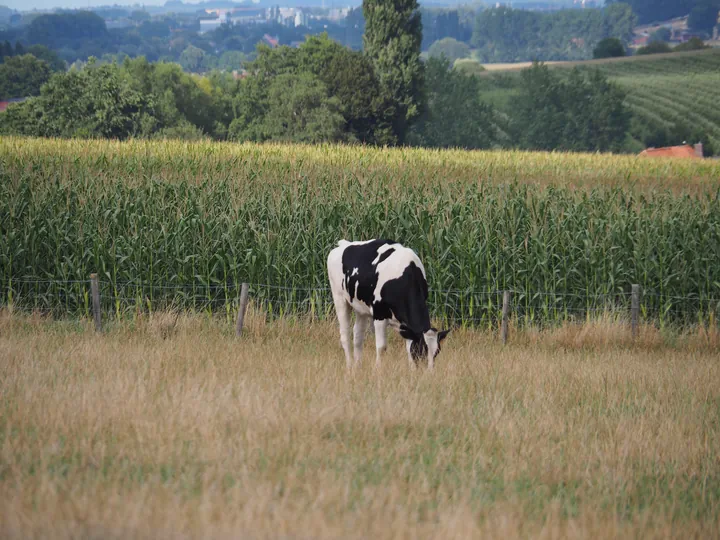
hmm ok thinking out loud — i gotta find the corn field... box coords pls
[2,137,720,327]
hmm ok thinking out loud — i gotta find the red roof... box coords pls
[639,145,701,159]
[0,98,27,112]
[263,34,279,48]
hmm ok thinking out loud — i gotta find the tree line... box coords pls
[0,37,631,155]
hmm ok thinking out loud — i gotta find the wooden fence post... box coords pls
[631,284,640,340]
[235,282,250,337]
[90,273,102,332]
[501,290,511,345]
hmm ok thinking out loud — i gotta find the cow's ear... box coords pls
[438,329,450,342]
[399,325,417,341]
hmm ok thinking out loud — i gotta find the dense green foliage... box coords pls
[506,64,630,153]
[408,57,498,149]
[636,41,673,55]
[2,139,719,325]
[420,7,473,50]
[593,38,626,59]
[688,0,720,33]
[0,10,360,67]
[363,0,424,145]
[471,4,636,62]
[477,48,720,156]
[0,57,224,139]
[227,36,390,144]
[606,0,699,25]
[0,54,51,99]
[427,37,470,62]
[649,27,672,43]
[673,37,710,51]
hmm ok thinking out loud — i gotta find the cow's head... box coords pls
[400,326,451,363]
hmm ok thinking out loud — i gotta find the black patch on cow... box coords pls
[341,239,394,306]
[341,239,433,337]
[376,262,431,335]
[376,248,395,265]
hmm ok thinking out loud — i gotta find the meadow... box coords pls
[1,311,719,539]
[2,136,720,538]
[2,136,720,327]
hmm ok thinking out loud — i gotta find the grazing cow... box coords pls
[327,239,450,370]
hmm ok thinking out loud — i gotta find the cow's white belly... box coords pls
[342,291,402,329]
[344,293,373,316]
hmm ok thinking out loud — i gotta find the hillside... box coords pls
[476,48,720,154]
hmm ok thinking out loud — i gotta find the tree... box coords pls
[508,63,630,153]
[427,37,470,62]
[229,72,347,143]
[471,4,636,63]
[239,34,388,144]
[688,1,720,33]
[25,12,108,50]
[453,58,486,76]
[0,54,51,99]
[179,44,205,72]
[649,27,672,42]
[636,41,672,54]
[409,56,497,149]
[27,45,66,71]
[674,36,710,50]
[262,73,346,143]
[593,37,626,58]
[217,50,247,72]
[0,59,152,139]
[130,10,151,23]
[1,40,12,59]
[363,0,424,145]
[606,0,695,26]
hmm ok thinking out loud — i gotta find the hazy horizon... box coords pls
[3,0,584,15]
[4,0,170,12]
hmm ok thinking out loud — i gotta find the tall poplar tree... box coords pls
[362,0,424,145]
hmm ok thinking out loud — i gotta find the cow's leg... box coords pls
[424,331,439,370]
[353,314,371,366]
[405,339,416,370]
[373,319,388,369]
[333,295,353,369]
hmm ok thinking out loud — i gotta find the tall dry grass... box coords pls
[1,310,718,539]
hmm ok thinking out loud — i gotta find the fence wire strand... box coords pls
[2,277,718,328]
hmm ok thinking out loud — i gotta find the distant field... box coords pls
[476,48,720,152]
[1,313,719,539]
[479,60,564,71]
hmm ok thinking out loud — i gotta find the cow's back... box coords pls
[327,239,429,327]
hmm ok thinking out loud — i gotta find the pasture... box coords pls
[2,136,720,538]
[1,311,719,539]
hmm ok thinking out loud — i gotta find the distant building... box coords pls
[639,144,703,159]
[0,97,28,113]
[263,34,279,48]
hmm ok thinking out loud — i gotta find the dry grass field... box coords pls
[1,309,719,539]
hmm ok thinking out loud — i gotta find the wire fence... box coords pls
[3,276,720,331]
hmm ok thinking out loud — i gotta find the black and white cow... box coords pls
[327,239,450,370]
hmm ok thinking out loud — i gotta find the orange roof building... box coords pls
[639,144,703,159]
